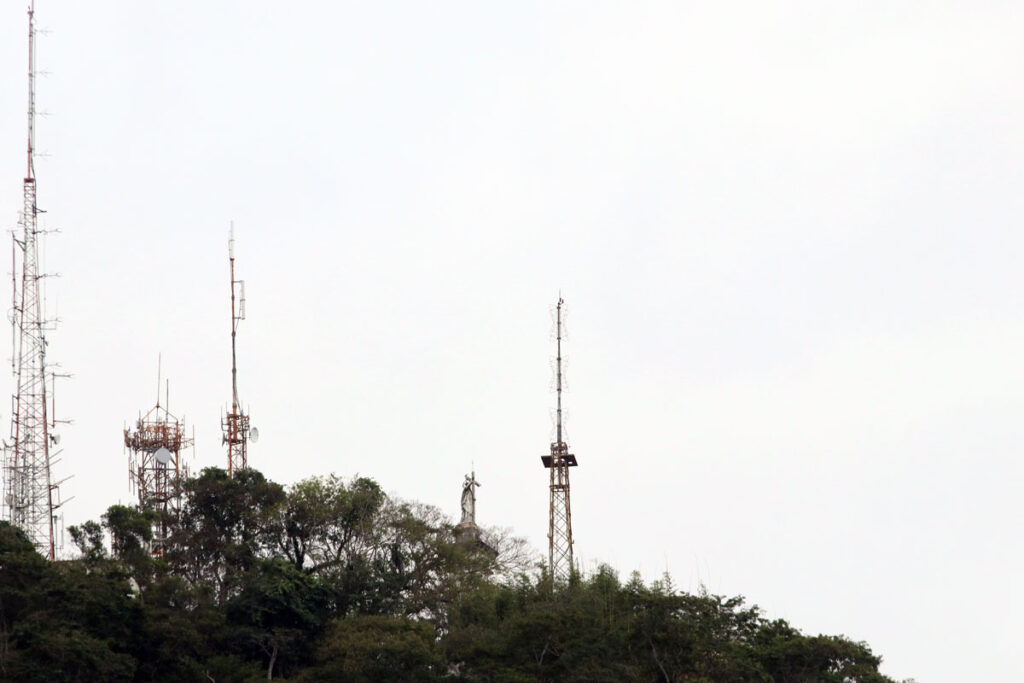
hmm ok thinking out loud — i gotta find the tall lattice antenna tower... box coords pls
[125,363,193,556]
[222,224,255,475]
[3,1,67,560]
[541,297,577,582]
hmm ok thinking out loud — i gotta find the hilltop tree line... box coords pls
[0,467,905,682]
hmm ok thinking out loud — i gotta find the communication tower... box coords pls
[2,1,68,561]
[222,225,256,475]
[125,368,193,555]
[541,297,577,582]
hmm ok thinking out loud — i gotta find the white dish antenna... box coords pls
[249,427,259,443]
[154,447,172,465]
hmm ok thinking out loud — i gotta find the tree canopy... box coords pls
[0,467,905,682]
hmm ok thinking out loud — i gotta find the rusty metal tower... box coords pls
[222,224,254,476]
[2,1,67,561]
[125,366,193,555]
[541,297,577,582]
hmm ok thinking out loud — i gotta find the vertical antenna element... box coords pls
[541,297,578,583]
[3,1,67,561]
[25,1,36,180]
[222,223,251,476]
[556,299,563,445]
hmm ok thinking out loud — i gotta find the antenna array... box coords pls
[125,370,193,556]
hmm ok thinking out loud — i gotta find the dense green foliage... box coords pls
[0,468,901,682]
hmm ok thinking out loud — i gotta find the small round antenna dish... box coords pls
[249,427,259,443]
[154,447,172,465]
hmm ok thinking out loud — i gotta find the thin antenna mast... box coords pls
[541,297,578,583]
[230,224,239,410]
[26,1,36,181]
[3,0,67,561]
[556,299,563,445]
[222,223,251,476]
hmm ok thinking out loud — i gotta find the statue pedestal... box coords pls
[455,522,481,544]
[455,522,497,560]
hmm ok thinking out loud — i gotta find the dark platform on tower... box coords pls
[541,454,578,467]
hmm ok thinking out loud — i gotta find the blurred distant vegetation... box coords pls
[0,467,904,682]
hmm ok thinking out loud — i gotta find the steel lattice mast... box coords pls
[125,368,193,556]
[222,224,251,476]
[541,297,577,582]
[3,0,64,561]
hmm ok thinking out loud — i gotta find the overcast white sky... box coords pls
[3,2,1024,680]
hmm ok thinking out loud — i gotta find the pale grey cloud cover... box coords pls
[2,2,1023,680]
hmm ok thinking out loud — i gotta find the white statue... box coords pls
[460,471,480,525]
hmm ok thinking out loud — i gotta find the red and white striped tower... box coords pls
[3,1,67,560]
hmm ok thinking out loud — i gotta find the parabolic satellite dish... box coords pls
[154,447,172,465]
[249,427,259,443]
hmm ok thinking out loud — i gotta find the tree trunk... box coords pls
[266,641,278,680]
[651,640,671,683]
